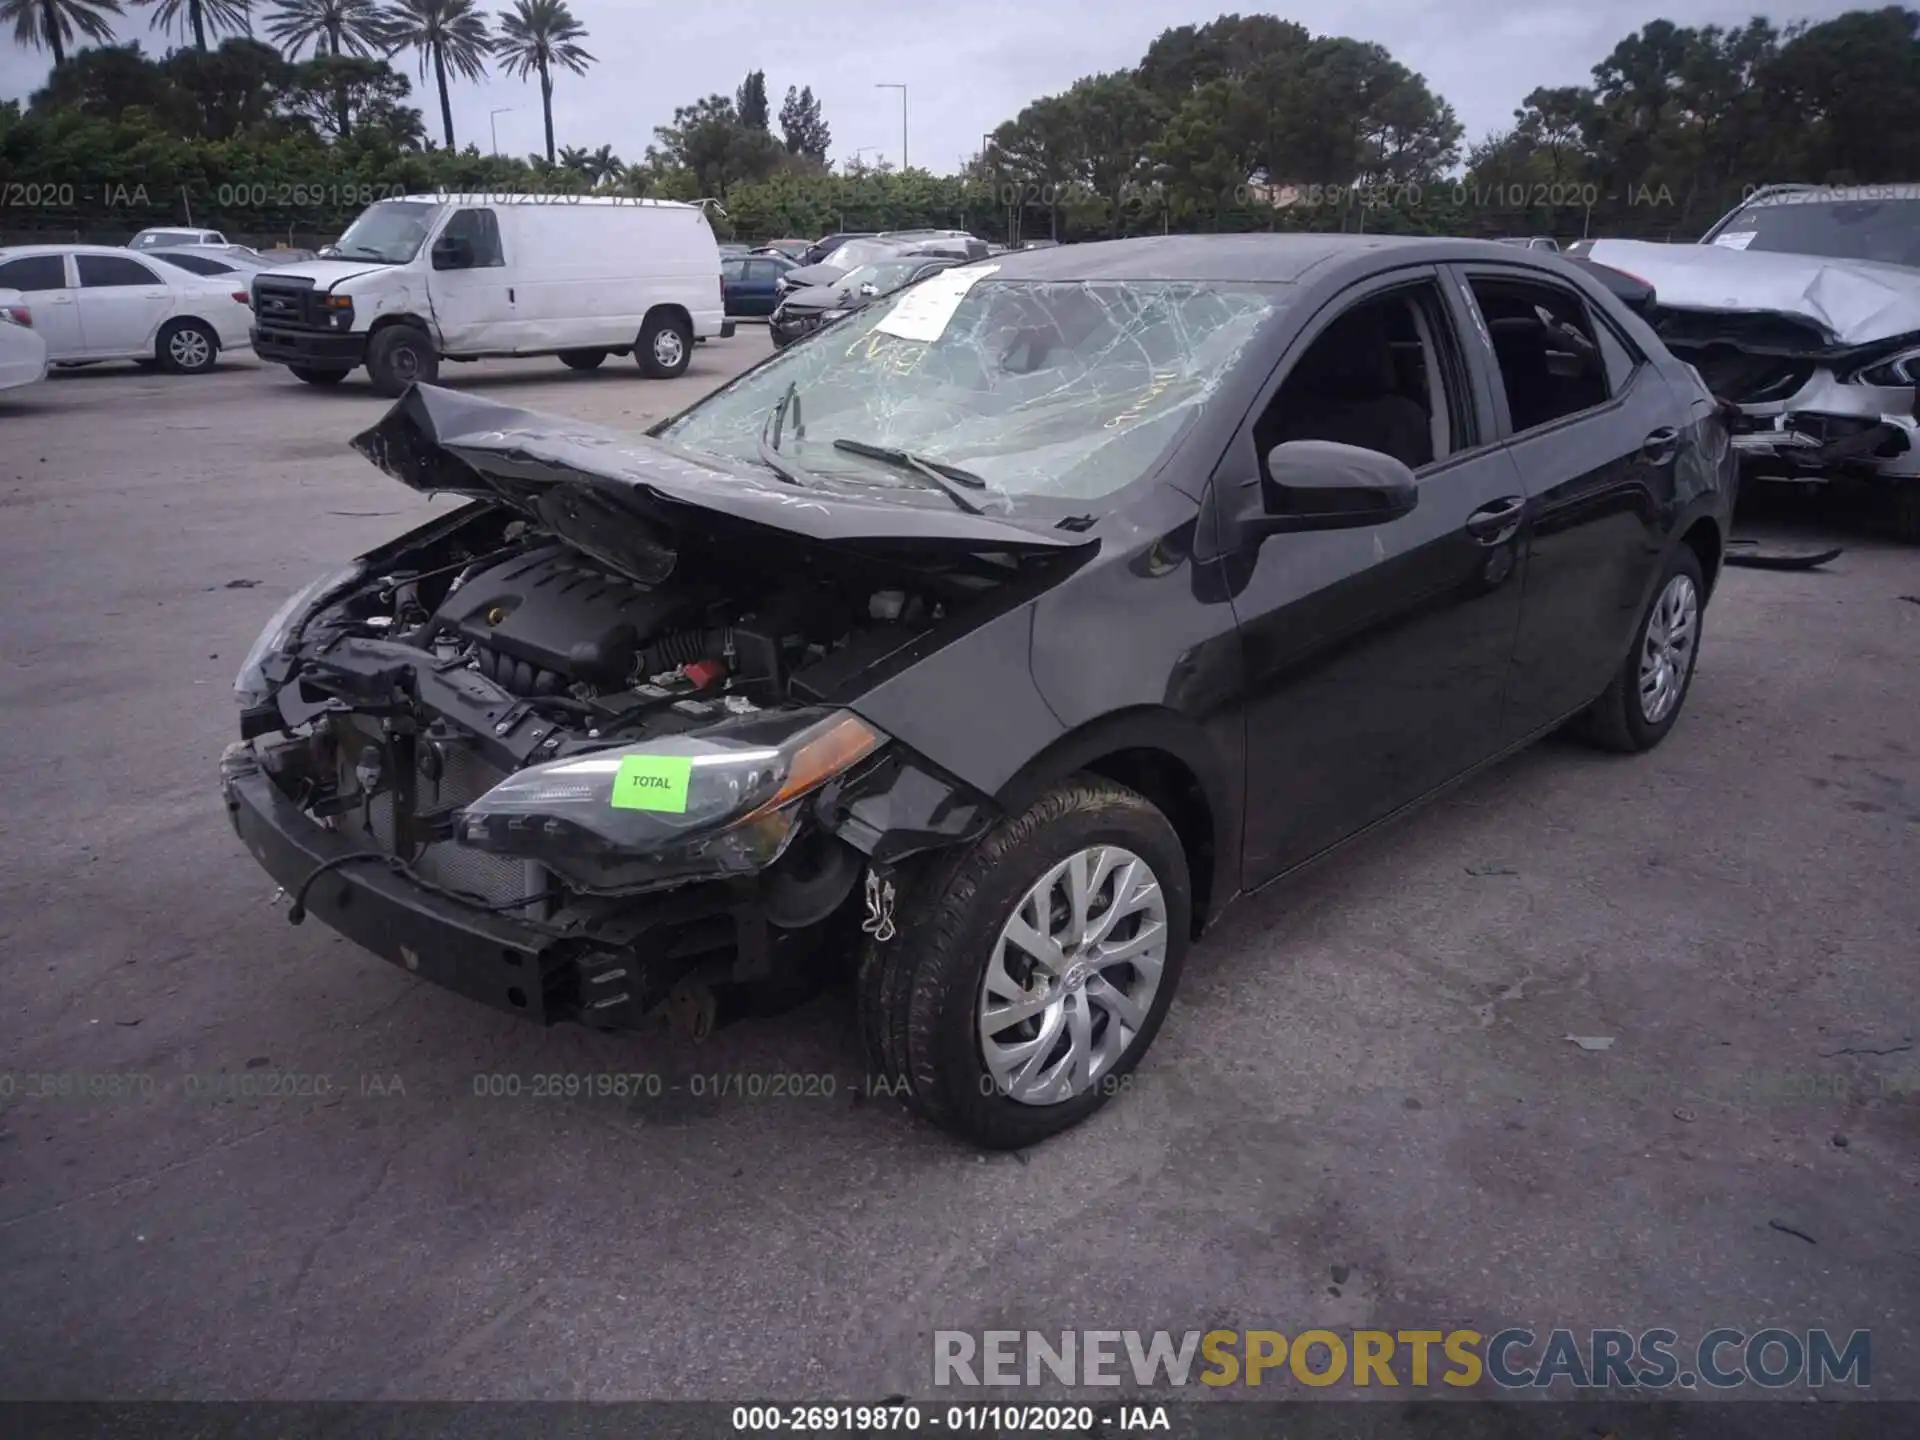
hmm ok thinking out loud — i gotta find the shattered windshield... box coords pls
[659,270,1283,507]
[332,201,439,265]
[1711,196,1920,269]
[823,239,915,270]
[840,260,930,294]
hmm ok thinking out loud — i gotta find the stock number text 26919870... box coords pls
[216,183,408,209]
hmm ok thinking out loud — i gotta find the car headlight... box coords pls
[233,565,362,707]
[456,708,887,890]
[819,308,850,322]
[1853,347,1920,388]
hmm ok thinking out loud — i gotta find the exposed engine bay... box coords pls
[228,497,1018,1032]
[256,504,973,878]
[221,384,1092,1034]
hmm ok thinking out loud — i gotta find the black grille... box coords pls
[253,278,318,328]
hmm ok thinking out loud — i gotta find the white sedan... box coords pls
[0,245,253,375]
[0,287,49,392]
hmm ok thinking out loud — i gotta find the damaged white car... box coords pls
[1588,184,1920,537]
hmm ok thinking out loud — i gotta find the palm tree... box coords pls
[492,0,591,166]
[382,0,489,151]
[134,0,252,50]
[586,143,619,186]
[556,142,589,175]
[264,0,386,56]
[3,0,124,64]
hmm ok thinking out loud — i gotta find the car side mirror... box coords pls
[431,235,474,271]
[1247,440,1418,536]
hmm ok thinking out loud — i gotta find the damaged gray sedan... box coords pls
[1589,184,1920,536]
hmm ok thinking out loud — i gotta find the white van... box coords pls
[249,193,732,395]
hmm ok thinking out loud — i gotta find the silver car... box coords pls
[129,227,233,251]
[1586,184,1920,535]
[143,245,271,280]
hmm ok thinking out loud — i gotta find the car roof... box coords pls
[971,233,1583,283]
[0,243,195,258]
[150,243,254,256]
[387,193,701,210]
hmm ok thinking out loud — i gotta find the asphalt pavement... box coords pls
[0,343,1915,1401]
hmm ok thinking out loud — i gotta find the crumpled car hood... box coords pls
[782,284,852,311]
[351,385,1095,563]
[1587,239,1920,346]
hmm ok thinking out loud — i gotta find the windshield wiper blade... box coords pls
[757,382,816,487]
[830,438,988,515]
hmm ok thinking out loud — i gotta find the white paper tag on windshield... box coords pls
[1711,230,1757,250]
[874,263,999,343]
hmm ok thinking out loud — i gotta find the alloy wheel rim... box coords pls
[653,330,685,369]
[171,329,210,368]
[392,344,420,382]
[1638,573,1699,725]
[979,844,1168,1106]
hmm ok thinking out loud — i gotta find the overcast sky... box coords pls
[0,0,1866,171]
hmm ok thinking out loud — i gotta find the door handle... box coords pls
[1465,495,1527,543]
[50,295,73,304]
[1642,426,1679,462]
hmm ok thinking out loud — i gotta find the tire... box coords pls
[155,319,218,375]
[289,365,349,386]
[365,326,438,397]
[636,312,693,379]
[559,349,608,371]
[1574,545,1706,753]
[858,776,1191,1149]
[1892,484,1920,545]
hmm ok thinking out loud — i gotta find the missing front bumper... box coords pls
[220,746,766,1030]
[1720,365,1920,480]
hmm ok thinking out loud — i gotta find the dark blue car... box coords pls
[722,254,798,316]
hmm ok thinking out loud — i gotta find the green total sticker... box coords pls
[610,754,694,813]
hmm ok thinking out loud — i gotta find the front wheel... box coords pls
[636,312,693,379]
[1574,545,1706,752]
[858,777,1190,1149]
[156,319,219,375]
[365,326,438,397]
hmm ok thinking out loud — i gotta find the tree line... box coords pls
[1,5,1917,248]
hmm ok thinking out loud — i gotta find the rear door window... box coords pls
[1465,275,1612,433]
[78,254,163,287]
[0,254,70,290]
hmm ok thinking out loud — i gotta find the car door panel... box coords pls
[1219,269,1532,887]
[425,208,513,352]
[1446,264,1680,738]
[72,254,173,357]
[0,255,83,359]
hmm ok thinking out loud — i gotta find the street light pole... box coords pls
[876,83,907,171]
[489,108,514,157]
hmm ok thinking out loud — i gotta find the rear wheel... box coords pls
[1574,545,1705,753]
[1892,484,1920,544]
[365,326,438,397]
[858,776,1189,1149]
[289,365,349,386]
[559,349,607,371]
[636,312,693,379]
[156,319,218,375]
